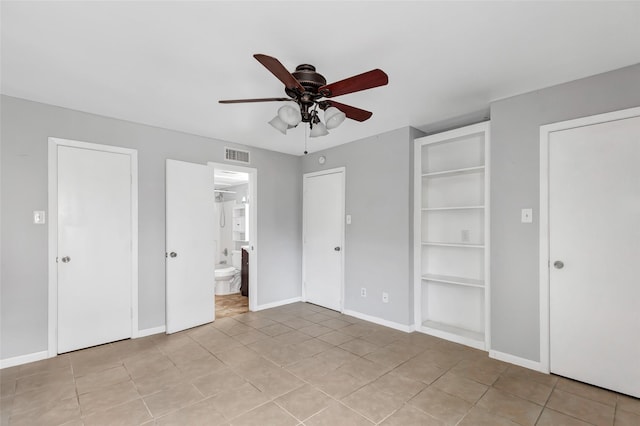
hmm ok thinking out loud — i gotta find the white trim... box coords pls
[483,125,491,349]
[255,297,302,311]
[136,326,166,338]
[302,167,346,313]
[48,137,139,356]
[489,350,547,373]
[343,309,415,333]
[208,162,258,312]
[539,106,640,374]
[0,351,49,369]
[413,138,422,328]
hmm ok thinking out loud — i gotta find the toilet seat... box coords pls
[215,266,237,279]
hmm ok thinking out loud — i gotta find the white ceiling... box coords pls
[2,1,640,156]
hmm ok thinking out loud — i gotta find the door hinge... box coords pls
[56,257,59,263]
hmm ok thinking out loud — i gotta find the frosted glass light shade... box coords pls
[268,116,288,134]
[324,107,346,130]
[277,103,302,126]
[310,121,329,137]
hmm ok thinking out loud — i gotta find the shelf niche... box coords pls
[414,122,490,350]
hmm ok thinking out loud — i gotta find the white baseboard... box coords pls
[489,349,548,373]
[0,350,49,369]
[136,326,166,338]
[256,296,302,311]
[343,309,415,333]
[3,327,166,370]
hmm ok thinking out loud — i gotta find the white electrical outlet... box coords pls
[382,292,389,303]
[461,229,470,242]
[361,288,367,297]
[346,215,352,225]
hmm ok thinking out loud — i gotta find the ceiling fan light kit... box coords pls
[277,102,302,126]
[324,106,346,130]
[309,121,329,138]
[219,54,388,141]
[268,116,288,135]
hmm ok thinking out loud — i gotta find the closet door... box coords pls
[549,114,640,397]
[303,168,345,311]
[57,143,134,353]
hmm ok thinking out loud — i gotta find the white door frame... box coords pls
[539,106,640,373]
[48,137,139,357]
[207,162,258,312]
[302,167,346,312]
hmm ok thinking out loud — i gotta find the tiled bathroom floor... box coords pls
[1,302,638,425]
[216,293,249,319]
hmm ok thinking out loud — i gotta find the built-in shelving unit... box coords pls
[414,122,490,350]
[232,204,249,242]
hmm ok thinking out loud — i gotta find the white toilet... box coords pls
[214,250,241,295]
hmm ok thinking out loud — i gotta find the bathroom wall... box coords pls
[225,183,249,205]
[214,200,236,265]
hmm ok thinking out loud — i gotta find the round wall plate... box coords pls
[318,155,326,164]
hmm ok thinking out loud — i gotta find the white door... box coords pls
[549,115,640,397]
[303,169,345,311]
[166,159,216,333]
[57,145,133,353]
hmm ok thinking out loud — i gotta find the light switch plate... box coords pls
[33,210,46,224]
[521,208,533,223]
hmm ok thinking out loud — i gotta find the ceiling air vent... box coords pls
[225,147,250,164]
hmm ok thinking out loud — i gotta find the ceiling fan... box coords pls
[219,54,389,137]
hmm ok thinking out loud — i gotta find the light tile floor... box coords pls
[1,302,638,425]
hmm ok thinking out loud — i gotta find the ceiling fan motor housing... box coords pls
[285,64,327,122]
[289,64,326,94]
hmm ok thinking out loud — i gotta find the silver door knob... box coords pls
[553,260,564,269]
[334,246,341,251]
[61,256,71,263]
[169,252,177,258]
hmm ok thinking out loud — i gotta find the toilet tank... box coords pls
[231,250,242,268]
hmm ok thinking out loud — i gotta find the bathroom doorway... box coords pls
[209,162,258,318]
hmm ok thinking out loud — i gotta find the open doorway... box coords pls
[210,162,258,318]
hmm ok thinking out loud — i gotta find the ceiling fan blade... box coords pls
[323,100,373,122]
[219,97,291,104]
[254,54,305,93]
[319,69,388,98]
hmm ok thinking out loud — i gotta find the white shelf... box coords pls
[422,274,484,288]
[422,242,484,248]
[422,206,484,211]
[421,320,485,349]
[422,165,485,178]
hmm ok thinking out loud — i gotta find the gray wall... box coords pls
[301,127,425,326]
[490,63,640,361]
[0,95,302,359]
